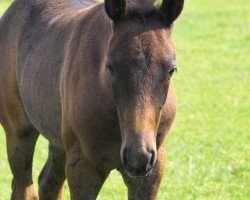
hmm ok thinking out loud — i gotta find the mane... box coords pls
[41,0,99,10]
[80,0,99,7]
[127,0,157,12]
[125,0,164,23]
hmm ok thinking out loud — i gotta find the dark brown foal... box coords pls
[0,0,184,199]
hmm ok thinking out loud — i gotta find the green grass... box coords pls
[1,0,250,199]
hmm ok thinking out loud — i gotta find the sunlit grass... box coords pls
[0,0,249,199]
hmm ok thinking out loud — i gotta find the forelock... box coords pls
[124,0,165,24]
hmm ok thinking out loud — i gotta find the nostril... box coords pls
[149,150,156,166]
[122,148,127,164]
[145,150,155,172]
[123,149,132,170]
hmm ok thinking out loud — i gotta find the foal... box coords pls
[0,0,184,199]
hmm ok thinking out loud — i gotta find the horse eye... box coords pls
[106,63,114,75]
[169,67,177,77]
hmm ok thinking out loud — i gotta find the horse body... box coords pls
[14,0,103,145]
[0,0,183,199]
[17,0,123,165]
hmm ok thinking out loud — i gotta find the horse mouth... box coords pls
[125,167,154,178]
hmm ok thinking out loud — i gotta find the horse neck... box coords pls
[65,4,112,86]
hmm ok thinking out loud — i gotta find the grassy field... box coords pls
[0,0,250,199]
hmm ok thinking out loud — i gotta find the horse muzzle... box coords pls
[121,142,157,178]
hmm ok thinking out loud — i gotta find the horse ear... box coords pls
[160,0,184,25]
[105,0,127,21]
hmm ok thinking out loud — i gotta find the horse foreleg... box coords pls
[4,125,39,200]
[38,143,66,200]
[62,129,109,200]
[119,144,166,200]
